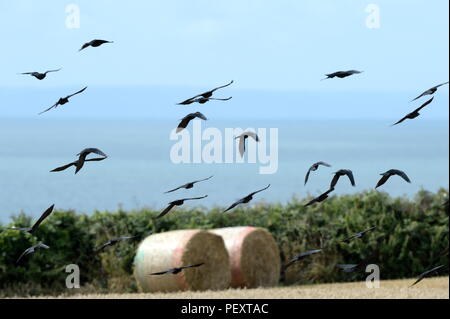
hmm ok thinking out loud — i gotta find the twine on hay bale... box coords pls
[133,229,231,293]
[210,226,281,288]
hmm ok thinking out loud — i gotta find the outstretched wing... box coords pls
[16,248,31,264]
[79,42,92,51]
[38,102,59,115]
[209,97,232,101]
[238,136,245,157]
[345,171,355,186]
[223,199,244,213]
[156,204,176,219]
[304,168,312,185]
[317,161,331,167]
[375,174,390,188]
[182,195,208,201]
[395,170,411,183]
[164,185,185,193]
[94,241,112,253]
[210,80,234,93]
[180,263,205,270]
[66,86,87,99]
[50,161,77,172]
[176,117,193,133]
[192,175,214,184]
[433,81,449,89]
[150,269,172,275]
[30,204,55,233]
[45,68,62,74]
[248,184,271,197]
[330,174,340,189]
[413,97,434,113]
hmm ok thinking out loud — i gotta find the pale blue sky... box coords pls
[0,0,448,119]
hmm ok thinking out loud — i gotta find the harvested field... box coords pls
[26,277,449,299]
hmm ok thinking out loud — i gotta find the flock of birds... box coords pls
[6,38,449,287]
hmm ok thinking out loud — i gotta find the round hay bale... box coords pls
[133,229,231,293]
[210,226,281,288]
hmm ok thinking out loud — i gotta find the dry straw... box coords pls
[210,226,281,288]
[133,229,231,293]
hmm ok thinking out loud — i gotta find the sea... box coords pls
[0,117,448,223]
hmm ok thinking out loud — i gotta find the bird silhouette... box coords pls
[304,188,335,207]
[79,39,113,51]
[322,70,363,80]
[156,196,208,219]
[330,169,355,189]
[392,97,434,126]
[164,176,213,193]
[375,169,411,188]
[51,148,107,174]
[410,265,445,287]
[304,161,332,185]
[176,112,207,133]
[177,80,233,105]
[284,249,322,270]
[411,82,448,102]
[177,96,232,105]
[235,132,259,157]
[20,68,61,80]
[16,242,50,264]
[223,185,271,213]
[9,204,55,234]
[341,227,376,243]
[149,263,205,275]
[94,236,137,254]
[38,86,87,115]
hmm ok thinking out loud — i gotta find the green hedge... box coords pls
[0,189,448,296]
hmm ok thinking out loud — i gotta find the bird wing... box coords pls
[79,42,91,51]
[45,68,62,74]
[209,97,232,101]
[238,136,245,157]
[30,204,55,233]
[182,195,208,201]
[156,204,176,218]
[176,116,193,133]
[180,263,205,270]
[38,102,59,115]
[395,170,411,183]
[94,241,112,253]
[346,171,356,186]
[66,86,87,99]
[50,161,77,172]
[361,226,377,235]
[210,80,234,93]
[192,175,214,184]
[20,72,34,75]
[304,169,312,185]
[223,199,244,213]
[9,226,32,232]
[164,185,184,193]
[248,184,271,197]
[317,161,331,167]
[432,81,449,89]
[16,248,31,264]
[375,174,390,188]
[150,269,172,275]
[82,148,108,158]
[330,173,340,189]
[195,112,208,121]
[413,97,434,113]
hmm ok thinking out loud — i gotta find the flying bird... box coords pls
[149,263,205,275]
[164,176,213,193]
[16,242,50,264]
[330,169,355,189]
[38,86,87,115]
[284,249,322,270]
[9,204,55,234]
[51,148,107,174]
[177,80,233,105]
[94,236,137,254]
[375,169,411,189]
[176,112,207,133]
[336,264,363,273]
[177,97,232,105]
[410,265,445,287]
[79,39,113,51]
[304,161,332,185]
[322,70,363,80]
[341,227,376,243]
[304,188,335,207]
[223,184,271,213]
[411,82,449,102]
[392,97,434,126]
[156,196,208,219]
[19,68,61,80]
[235,132,259,157]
